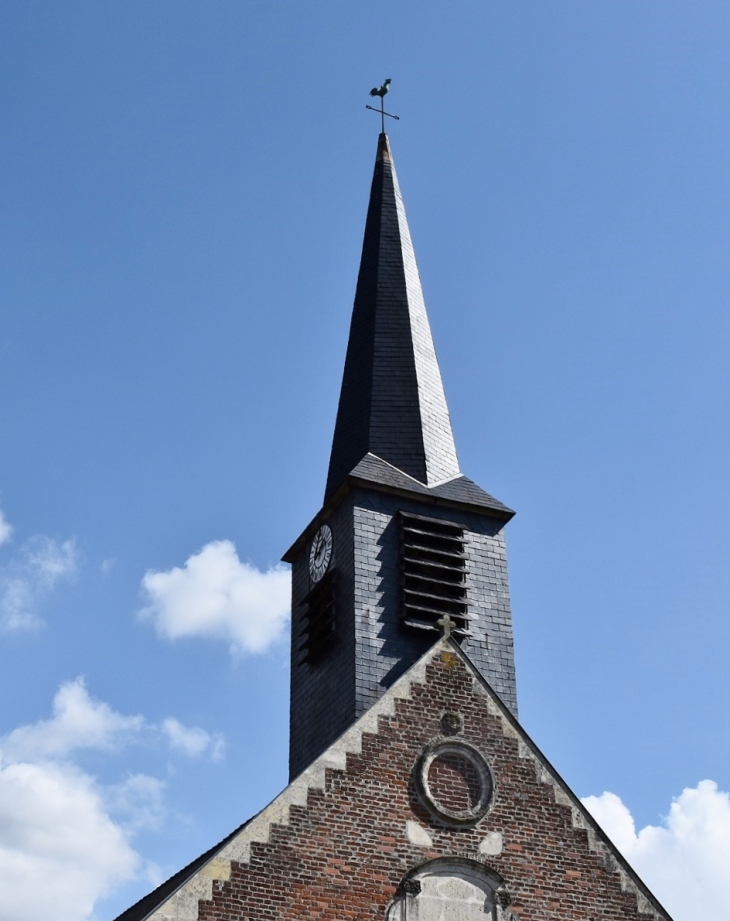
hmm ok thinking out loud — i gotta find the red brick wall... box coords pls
[198,648,667,921]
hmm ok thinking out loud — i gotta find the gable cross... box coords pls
[437,614,456,638]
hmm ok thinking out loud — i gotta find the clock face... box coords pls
[309,524,333,583]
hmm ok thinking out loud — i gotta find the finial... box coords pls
[437,614,456,638]
[366,78,400,133]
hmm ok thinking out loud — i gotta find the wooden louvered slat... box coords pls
[399,512,469,636]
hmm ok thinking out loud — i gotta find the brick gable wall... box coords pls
[143,642,669,921]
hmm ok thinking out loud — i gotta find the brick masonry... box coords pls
[137,640,671,921]
[289,484,517,779]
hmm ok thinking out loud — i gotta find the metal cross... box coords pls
[437,614,456,638]
[366,102,400,133]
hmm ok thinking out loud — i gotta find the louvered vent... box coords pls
[298,570,337,664]
[399,512,471,636]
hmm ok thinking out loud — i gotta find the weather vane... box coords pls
[366,78,400,133]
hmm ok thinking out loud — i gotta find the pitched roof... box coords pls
[348,453,514,518]
[282,453,513,564]
[115,638,673,921]
[325,133,461,501]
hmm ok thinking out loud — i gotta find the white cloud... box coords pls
[162,718,225,761]
[582,780,730,921]
[0,535,79,631]
[139,539,290,655]
[0,501,12,547]
[1,677,223,763]
[0,758,138,921]
[0,680,223,921]
[106,774,165,833]
[1,678,144,761]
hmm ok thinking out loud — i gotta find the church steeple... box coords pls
[115,121,674,921]
[285,132,517,781]
[326,134,460,500]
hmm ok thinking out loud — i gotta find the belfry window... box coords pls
[298,569,337,664]
[399,512,471,636]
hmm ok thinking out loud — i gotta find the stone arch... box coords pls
[386,857,504,920]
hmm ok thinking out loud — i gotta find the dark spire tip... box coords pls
[324,126,460,500]
[377,133,391,161]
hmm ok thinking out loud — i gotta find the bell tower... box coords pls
[283,134,517,780]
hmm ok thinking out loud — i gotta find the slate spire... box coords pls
[325,133,461,500]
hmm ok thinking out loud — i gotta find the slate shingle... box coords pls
[325,133,461,500]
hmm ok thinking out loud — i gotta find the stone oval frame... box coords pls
[415,741,494,827]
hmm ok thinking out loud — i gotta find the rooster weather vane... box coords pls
[366,78,400,133]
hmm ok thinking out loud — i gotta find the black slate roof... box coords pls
[348,453,514,519]
[325,133,461,501]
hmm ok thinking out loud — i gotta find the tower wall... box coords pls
[352,488,517,719]
[289,495,356,780]
[289,486,517,779]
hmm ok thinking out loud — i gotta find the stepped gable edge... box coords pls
[115,638,672,921]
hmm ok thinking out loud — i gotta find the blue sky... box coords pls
[1,2,729,918]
